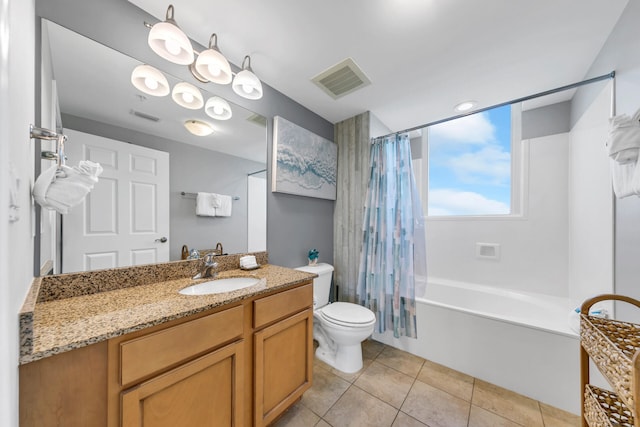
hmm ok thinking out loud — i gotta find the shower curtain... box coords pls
[356,133,426,338]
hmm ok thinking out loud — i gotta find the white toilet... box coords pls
[295,263,376,373]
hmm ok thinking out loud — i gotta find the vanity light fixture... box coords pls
[205,96,232,120]
[147,4,194,65]
[184,119,214,136]
[130,64,170,96]
[194,34,232,84]
[232,55,263,100]
[172,82,204,109]
[454,100,477,112]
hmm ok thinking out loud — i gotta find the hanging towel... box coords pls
[215,194,233,217]
[33,161,103,214]
[606,109,640,164]
[196,192,217,216]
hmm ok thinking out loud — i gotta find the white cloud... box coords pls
[428,189,510,216]
[448,145,511,185]
[429,112,495,144]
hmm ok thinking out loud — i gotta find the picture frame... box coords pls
[272,116,337,200]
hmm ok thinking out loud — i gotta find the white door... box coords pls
[62,129,170,273]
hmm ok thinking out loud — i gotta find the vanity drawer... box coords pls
[253,283,313,329]
[119,305,243,387]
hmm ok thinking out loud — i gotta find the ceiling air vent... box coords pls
[312,58,371,100]
[247,113,267,127]
[130,110,160,122]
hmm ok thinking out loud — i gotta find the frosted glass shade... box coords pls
[232,69,263,100]
[172,82,204,109]
[195,48,232,84]
[184,120,213,136]
[205,97,232,120]
[148,21,194,65]
[130,65,170,96]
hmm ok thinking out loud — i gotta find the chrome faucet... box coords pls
[215,242,223,256]
[193,253,218,279]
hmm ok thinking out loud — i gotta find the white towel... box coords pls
[33,161,103,214]
[607,109,640,164]
[215,194,233,217]
[196,192,217,216]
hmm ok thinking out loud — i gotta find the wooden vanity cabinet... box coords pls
[253,284,314,426]
[20,280,314,427]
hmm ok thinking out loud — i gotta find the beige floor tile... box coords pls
[354,361,415,408]
[362,338,386,360]
[301,368,351,417]
[323,386,398,427]
[376,346,425,378]
[392,411,428,427]
[271,400,321,427]
[401,380,470,427]
[417,359,474,402]
[539,402,581,427]
[315,420,332,427]
[468,405,522,427]
[472,379,543,427]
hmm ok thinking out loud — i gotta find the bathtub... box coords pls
[372,277,581,414]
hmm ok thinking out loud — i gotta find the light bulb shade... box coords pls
[184,119,213,136]
[172,82,204,109]
[131,64,170,96]
[204,96,232,120]
[232,69,263,100]
[194,35,232,84]
[147,6,194,65]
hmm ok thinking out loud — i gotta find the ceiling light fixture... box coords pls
[130,64,170,96]
[194,34,232,84]
[232,55,263,100]
[184,119,213,136]
[205,96,232,120]
[172,82,204,109]
[454,100,477,112]
[147,4,194,65]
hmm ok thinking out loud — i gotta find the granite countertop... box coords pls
[19,257,316,365]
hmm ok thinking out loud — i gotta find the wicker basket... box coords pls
[581,314,640,411]
[584,384,634,427]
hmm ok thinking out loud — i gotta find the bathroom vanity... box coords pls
[19,255,315,427]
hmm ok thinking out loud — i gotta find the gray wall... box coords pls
[572,1,640,321]
[37,0,335,269]
[62,114,264,260]
[522,101,571,140]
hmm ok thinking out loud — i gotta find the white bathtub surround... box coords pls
[373,278,582,414]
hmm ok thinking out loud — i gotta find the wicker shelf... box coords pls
[580,294,640,427]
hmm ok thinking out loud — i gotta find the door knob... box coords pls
[155,237,168,243]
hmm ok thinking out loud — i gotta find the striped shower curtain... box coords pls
[356,133,426,338]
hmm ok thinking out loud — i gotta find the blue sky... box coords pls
[427,105,512,216]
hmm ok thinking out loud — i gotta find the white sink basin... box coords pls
[179,277,261,296]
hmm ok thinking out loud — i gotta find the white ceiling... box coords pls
[128,0,628,132]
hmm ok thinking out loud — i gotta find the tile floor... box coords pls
[272,340,580,427]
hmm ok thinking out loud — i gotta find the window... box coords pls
[426,104,519,216]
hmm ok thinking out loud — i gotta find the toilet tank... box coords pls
[294,263,334,308]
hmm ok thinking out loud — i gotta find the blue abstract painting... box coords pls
[272,116,337,200]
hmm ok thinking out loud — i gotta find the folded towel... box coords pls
[607,109,640,164]
[611,157,640,198]
[33,161,103,214]
[215,194,233,217]
[196,192,216,216]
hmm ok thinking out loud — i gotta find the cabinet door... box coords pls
[254,309,313,426]
[121,340,243,427]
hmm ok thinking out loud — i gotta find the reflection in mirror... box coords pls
[40,19,267,274]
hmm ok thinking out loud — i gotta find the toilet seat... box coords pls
[318,302,376,328]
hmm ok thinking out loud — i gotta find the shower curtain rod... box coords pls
[377,71,615,140]
[248,169,267,176]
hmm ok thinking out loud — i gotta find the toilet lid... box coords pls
[320,302,376,326]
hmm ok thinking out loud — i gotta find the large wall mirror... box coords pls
[39,19,268,274]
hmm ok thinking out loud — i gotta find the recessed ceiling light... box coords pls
[454,101,476,112]
[184,120,213,136]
